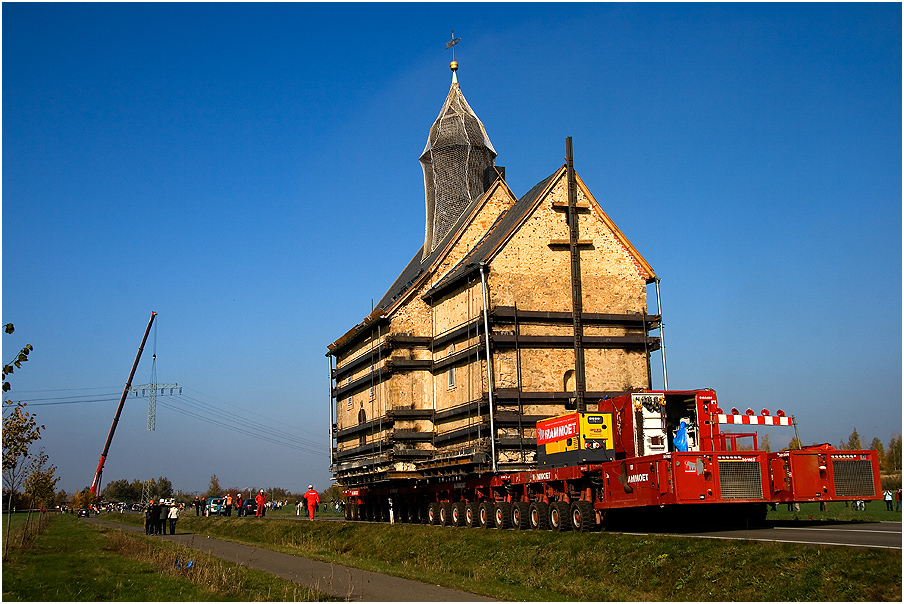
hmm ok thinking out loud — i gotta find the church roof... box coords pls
[420,170,558,302]
[373,170,556,312]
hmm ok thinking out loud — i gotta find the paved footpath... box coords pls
[85,517,494,601]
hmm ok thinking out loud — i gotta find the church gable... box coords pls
[486,168,653,314]
[485,168,654,283]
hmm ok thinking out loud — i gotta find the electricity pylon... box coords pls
[130,370,181,430]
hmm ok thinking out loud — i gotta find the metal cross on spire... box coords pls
[446,31,461,79]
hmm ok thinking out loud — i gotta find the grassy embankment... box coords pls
[103,503,902,602]
[766,499,900,523]
[1,513,330,601]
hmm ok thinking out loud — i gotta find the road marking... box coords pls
[774,526,901,534]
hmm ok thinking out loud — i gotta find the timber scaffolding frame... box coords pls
[328,304,661,486]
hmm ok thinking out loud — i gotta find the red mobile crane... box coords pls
[343,389,881,530]
[89,312,157,495]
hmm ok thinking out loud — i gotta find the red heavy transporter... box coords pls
[343,389,881,530]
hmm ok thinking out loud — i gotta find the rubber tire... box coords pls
[440,503,452,526]
[494,502,513,529]
[512,502,530,530]
[529,502,549,530]
[451,502,464,526]
[478,502,492,528]
[427,502,439,525]
[549,502,571,532]
[570,501,595,532]
[465,503,477,528]
[344,504,352,521]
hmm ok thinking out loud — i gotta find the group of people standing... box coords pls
[189,489,270,517]
[144,500,179,535]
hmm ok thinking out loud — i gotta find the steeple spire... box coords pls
[446,31,460,84]
[420,44,496,257]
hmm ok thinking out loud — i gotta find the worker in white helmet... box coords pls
[255,489,267,517]
[303,485,320,521]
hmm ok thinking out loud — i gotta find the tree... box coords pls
[206,475,221,498]
[2,402,44,495]
[3,323,44,551]
[2,323,33,393]
[869,437,887,472]
[71,488,98,510]
[322,483,345,505]
[761,434,772,453]
[54,489,70,508]
[842,428,862,451]
[886,433,902,472]
[23,450,59,508]
[100,478,144,503]
[785,436,802,451]
[153,476,173,500]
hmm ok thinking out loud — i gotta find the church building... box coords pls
[327,59,661,487]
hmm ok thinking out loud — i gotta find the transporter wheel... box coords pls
[494,503,512,529]
[440,503,452,526]
[512,502,530,530]
[427,502,439,525]
[549,502,571,532]
[465,503,477,528]
[478,502,492,528]
[570,501,595,532]
[528,502,549,530]
[344,504,351,521]
[407,504,420,524]
[451,502,464,526]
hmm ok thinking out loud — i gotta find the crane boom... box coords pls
[90,311,157,495]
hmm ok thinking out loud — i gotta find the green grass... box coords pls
[3,512,32,530]
[766,500,901,523]
[1,514,329,601]
[102,510,902,601]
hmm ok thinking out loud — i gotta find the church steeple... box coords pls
[419,60,496,258]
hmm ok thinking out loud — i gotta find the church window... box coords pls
[447,345,455,389]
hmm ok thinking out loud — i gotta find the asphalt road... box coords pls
[617,520,902,550]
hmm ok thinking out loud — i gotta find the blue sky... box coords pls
[3,3,900,496]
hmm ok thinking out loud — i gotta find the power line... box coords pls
[5,385,326,456]
[155,399,326,456]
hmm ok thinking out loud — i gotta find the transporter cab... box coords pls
[343,389,881,531]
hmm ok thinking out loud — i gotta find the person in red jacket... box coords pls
[303,485,320,520]
[255,489,266,517]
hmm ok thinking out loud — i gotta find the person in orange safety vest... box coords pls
[303,485,320,520]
